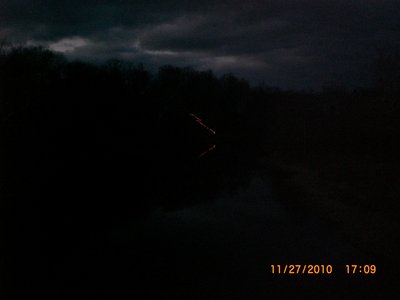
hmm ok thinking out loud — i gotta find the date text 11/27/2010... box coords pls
[270,265,376,275]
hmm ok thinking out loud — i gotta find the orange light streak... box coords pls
[188,113,216,135]
[199,144,216,158]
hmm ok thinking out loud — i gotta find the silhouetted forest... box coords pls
[1,45,399,298]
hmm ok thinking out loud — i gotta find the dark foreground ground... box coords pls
[2,147,399,299]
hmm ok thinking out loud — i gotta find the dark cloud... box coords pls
[1,0,399,88]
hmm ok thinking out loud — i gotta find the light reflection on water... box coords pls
[140,175,358,263]
[60,173,373,299]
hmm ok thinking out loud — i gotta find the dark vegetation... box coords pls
[1,45,399,298]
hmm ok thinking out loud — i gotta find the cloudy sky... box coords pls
[1,0,399,88]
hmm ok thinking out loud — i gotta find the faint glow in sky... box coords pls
[49,37,89,53]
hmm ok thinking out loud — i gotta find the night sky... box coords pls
[1,0,399,88]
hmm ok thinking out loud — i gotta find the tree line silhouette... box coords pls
[1,44,399,218]
[1,44,399,226]
[1,44,399,297]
